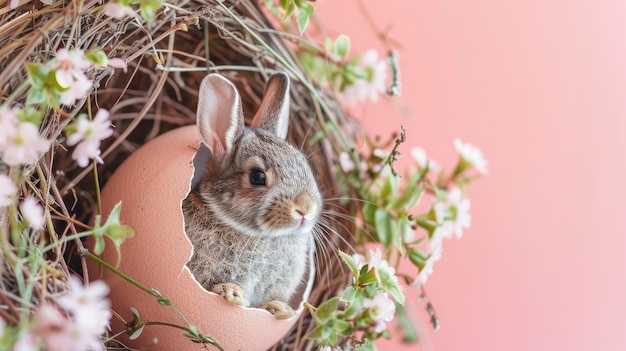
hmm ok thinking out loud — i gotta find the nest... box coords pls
[1,0,360,349]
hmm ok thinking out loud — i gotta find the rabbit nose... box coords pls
[291,192,318,224]
[295,209,307,226]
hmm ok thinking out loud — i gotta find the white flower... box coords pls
[73,139,105,167]
[412,245,442,287]
[368,248,396,277]
[447,188,471,238]
[51,48,92,85]
[60,72,93,106]
[363,293,396,333]
[34,303,105,351]
[56,276,111,338]
[20,196,45,230]
[1,122,50,166]
[103,2,137,20]
[50,48,94,106]
[430,200,453,239]
[343,50,387,103]
[339,151,355,173]
[0,107,18,149]
[351,252,366,269]
[66,109,114,167]
[14,331,39,351]
[454,138,488,174]
[372,148,386,159]
[410,147,441,173]
[0,175,16,207]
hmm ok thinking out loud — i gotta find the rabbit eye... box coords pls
[249,170,266,186]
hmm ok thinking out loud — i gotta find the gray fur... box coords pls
[183,73,321,310]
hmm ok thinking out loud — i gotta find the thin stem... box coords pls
[40,230,93,253]
[83,250,193,329]
[82,249,160,299]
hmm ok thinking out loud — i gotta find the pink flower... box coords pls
[0,106,19,149]
[50,48,94,106]
[1,122,50,166]
[103,2,137,20]
[0,174,16,207]
[20,195,45,230]
[343,50,388,103]
[107,57,128,72]
[66,109,114,167]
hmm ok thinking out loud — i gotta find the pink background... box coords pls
[317,1,626,350]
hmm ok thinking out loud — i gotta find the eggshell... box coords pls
[91,125,314,351]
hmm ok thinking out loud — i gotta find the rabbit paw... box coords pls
[258,300,296,320]
[211,283,249,306]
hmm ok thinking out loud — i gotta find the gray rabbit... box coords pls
[183,72,321,319]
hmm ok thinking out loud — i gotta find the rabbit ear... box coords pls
[197,74,244,155]
[250,72,290,140]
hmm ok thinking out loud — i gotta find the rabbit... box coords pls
[182,72,321,320]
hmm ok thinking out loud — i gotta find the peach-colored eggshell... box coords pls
[91,125,310,351]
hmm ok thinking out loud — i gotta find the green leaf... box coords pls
[362,202,377,225]
[408,248,427,269]
[389,172,424,209]
[26,87,47,105]
[432,183,447,202]
[341,290,363,318]
[308,130,325,145]
[315,297,339,323]
[333,318,352,335]
[26,63,48,87]
[129,325,145,340]
[307,325,325,340]
[391,219,405,256]
[93,235,106,256]
[359,266,378,286]
[86,49,109,67]
[297,7,310,34]
[91,202,135,263]
[279,0,289,10]
[334,35,350,59]
[378,267,404,304]
[357,342,377,351]
[282,1,296,22]
[379,176,393,200]
[339,251,359,277]
[341,286,358,302]
[395,303,418,343]
[17,106,44,125]
[103,203,135,247]
[139,0,163,22]
[374,207,392,245]
[298,1,314,15]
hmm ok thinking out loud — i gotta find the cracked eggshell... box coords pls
[90,125,313,351]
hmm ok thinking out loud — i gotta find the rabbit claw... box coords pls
[211,283,249,306]
[258,300,295,320]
